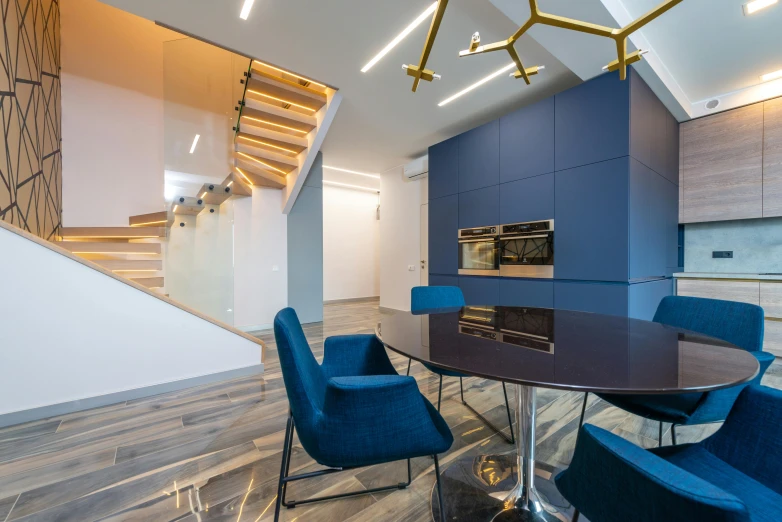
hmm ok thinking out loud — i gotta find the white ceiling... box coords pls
[100,0,579,174]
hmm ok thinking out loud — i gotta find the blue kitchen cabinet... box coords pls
[499,172,554,225]
[429,194,458,275]
[629,71,666,177]
[554,157,630,282]
[459,120,500,192]
[428,136,459,200]
[629,159,668,280]
[459,276,500,305]
[500,97,555,183]
[499,279,554,308]
[459,185,499,228]
[664,110,680,186]
[554,281,629,317]
[429,275,459,287]
[628,278,672,320]
[555,71,630,172]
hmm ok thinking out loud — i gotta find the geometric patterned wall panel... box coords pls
[0,0,61,240]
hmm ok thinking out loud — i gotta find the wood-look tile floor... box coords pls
[1,299,780,521]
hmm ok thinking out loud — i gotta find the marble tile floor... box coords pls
[0,298,779,521]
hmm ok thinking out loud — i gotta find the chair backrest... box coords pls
[411,285,465,312]
[273,308,326,442]
[653,296,765,352]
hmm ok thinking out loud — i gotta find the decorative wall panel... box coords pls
[0,0,61,240]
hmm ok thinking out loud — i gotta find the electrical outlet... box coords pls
[408,265,415,271]
[712,251,733,259]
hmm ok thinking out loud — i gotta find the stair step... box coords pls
[250,62,329,99]
[198,183,234,205]
[171,196,205,216]
[222,172,253,197]
[235,151,296,175]
[129,211,173,228]
[234,165,286,190]
[132,277,165,289]
[61,227,167,239]
[236,133,305,156]
[94,259,163,272]
[239,106,315,137]
[59,242,161,255]
[241,99,317,127]
[246,74,326,114]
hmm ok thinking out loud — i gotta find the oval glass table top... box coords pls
[376,305,760,394]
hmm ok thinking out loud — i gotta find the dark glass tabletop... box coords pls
[376,305,760,394]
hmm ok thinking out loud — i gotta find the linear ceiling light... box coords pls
[241,115,308,134]
[253,60,327,88]
[760,69,782,82]
[189,134,200,154]
[237,151,288,174]
[239,0,255,20]
[322,165,381,179]
[247,89,316,112]
[361,2,438,73]
[323,180,380,193]
[438,63,517,106]
[744,0,777,15]
[238,135,298,154]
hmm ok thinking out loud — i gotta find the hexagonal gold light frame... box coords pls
[404,0,683,92]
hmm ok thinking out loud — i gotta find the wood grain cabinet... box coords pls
[676,279,760,305]
[764,97,782,217]
[679,104,764,223]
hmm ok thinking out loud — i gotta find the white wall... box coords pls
[0,224,260,418]
[323,186,380,301]
[233,188,288,330]
[379,168,427,311]
[61,0,176,226]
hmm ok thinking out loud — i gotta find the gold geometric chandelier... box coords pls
[403,0,683,92]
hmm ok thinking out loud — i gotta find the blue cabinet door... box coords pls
[499,172,554,225]
[499,279,554,308]
[429,194,459,275]
[664,110,680,186]
[628,278,672,321]
[555,71,630,172]
[629,71,666,176]
[428,137,459,200]
[429,275,459,288]
[554,281,629,317]
[459,120,500,192]
[554,157,630,282]
[459,185,499,228]
[459,276,500,305]
[629,159,667,280]
[500,97,555,183]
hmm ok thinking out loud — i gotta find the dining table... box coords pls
[375,305,761,522]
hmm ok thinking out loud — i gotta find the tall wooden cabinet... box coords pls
[765,97,782,217]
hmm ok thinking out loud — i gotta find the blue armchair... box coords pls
[578,296,774,445]
[410,286,515,444]
[273,307,453,522]
[557,385,782,522]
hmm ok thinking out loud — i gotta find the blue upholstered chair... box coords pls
[578,296,774,445]
[557,385,782,522]
[273,307,453,522]
[410,286,515,444]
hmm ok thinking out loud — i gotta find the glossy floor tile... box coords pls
[1,298,779,521]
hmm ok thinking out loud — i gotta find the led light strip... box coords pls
[362,2,438,73]
[235,167,255,186]
[241,115,308,134]
[237,152,288,174]
[438,63,516,106]
[238,135,299,155]
[761,69,782,82]
[322,165,380,179]
[744,0,777,15]
[247,89,316,112]
[323,180,380,193]
[253,60,327,89]
[130,220,168,227]
[189,134,200,154]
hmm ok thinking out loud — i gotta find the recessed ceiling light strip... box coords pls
[239,0,254,20]
[323,180,380,193]
[361,2,438,73]
[761,69,782,82]
[744,0,778,15]
[323,165,381,179]
[189,134,200,154]
[438,63,517,106]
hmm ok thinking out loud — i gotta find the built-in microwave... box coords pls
[499,220,554,278]
[458,226,499,276]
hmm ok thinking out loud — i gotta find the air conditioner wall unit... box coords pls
[404,155,428,179]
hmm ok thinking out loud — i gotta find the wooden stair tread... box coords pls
[246,75,326,113]
[94,259,163,271]
[222,173,253,197]
[240,107,315,136]
[241,99,317,127]
[61,227,167,239]
[236,133,305,156]
[249,64,329,99]
[234,166,286,190]
[172,196,205,216]
[129,211,172,228]
[131,276,165,288]
[59,242,161,255]
[235,151,296,175]
[198,183,234,205]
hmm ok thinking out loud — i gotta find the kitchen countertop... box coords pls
[673,272,782,281]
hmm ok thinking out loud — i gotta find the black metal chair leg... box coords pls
[437,375,443,411]
[573,509,581,522]
[578,392,589,428]
[274,415,294,522]
[502,383,515,444]
[459,377,465,403]
[433,454,446,522]
[406,359,411,376]
[659,422,663,448]
[671,424,677,446]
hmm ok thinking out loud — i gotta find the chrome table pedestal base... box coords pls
[431,385,573,521]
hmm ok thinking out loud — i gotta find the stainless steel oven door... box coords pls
[458,237,500,276]
[499,233,554,278]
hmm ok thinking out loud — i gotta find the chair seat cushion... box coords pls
[653,445,782,522]
[422,362,468,378]
[596,391,703,424]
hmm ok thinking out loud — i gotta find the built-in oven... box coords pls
[499,220,554,278]
[458,226,499,276]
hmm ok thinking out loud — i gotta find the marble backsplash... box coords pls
[684,217,782,274]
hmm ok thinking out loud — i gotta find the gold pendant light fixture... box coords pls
[403,0,683,92]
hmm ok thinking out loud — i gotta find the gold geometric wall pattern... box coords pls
[0,0,61,240]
